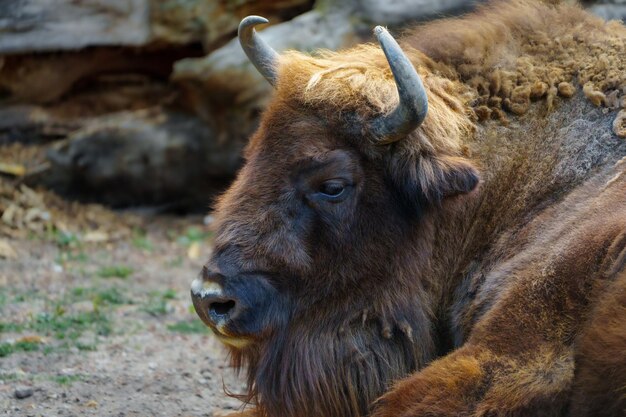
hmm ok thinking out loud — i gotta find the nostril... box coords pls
[209,299,236,318]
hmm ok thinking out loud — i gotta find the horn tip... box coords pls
[240,15,269,27]
[373,26,388,38]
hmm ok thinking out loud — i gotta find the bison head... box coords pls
[191,16,479,417]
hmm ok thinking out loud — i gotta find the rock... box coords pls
[582,1,626,21]
[43,108,242,208]
[0,0,150,54]
[151,0,313,49]
[14,386,34,399]
[0,47,194,104]
[588,5,626,21]
[0,0,311,103]
[0,0,313,54]
[357,0,480,26]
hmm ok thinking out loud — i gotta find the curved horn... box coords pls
[370,26,428,144]
[238,16,279,86]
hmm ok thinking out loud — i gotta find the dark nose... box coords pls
[190,269,241,328]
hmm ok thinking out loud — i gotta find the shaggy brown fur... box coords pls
[570,270,626,417]
[280,0,626,129]
[411,0,626,119]
[197,1,626,417]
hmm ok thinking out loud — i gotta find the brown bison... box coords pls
[190,1,626,416]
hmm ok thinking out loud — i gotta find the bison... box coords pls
[190,1,626,416]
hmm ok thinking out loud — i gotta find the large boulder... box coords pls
[0,0,150,54]
[0,0,312,103]
[0,0,313,54]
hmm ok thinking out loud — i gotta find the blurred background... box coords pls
[0,0,624,416]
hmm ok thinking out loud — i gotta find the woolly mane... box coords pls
[276,45,475,159]
[275,0,626,140]
[410,0,626,124]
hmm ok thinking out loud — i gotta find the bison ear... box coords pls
[390,154,480,209]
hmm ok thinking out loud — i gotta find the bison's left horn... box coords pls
[370,26,428,144]
[238,16,279,86]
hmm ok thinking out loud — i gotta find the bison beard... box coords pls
[191,1,626,416]
[230,304,433,417]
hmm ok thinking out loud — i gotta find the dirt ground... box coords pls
[0,182,247,417]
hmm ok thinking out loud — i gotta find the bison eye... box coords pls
[318,180,346,199]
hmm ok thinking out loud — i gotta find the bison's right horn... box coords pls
[238,16,279,86]
[370,26,428,144]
